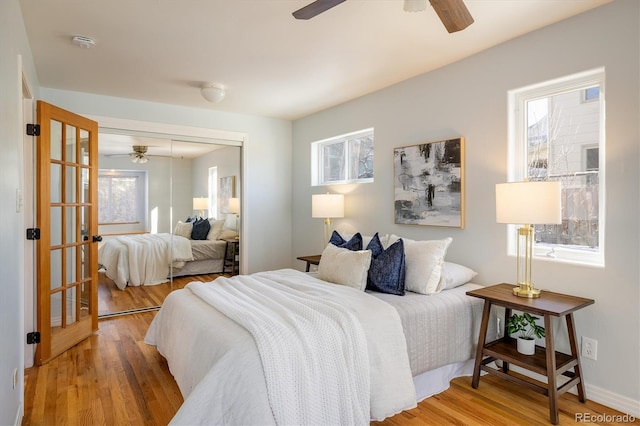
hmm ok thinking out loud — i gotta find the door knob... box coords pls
[92,235,102,243]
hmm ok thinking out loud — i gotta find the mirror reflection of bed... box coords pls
[97,134,241,317]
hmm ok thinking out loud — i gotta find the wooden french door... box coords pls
[35,101,99,365]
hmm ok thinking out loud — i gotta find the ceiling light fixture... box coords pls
[71,35,96,49]
[129,145,149,164]
[403,0,427,12]
[201,83,226,103]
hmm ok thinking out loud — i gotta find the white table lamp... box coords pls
[496,181,561,298]
[312,193,344,246]
[193,197,209,217]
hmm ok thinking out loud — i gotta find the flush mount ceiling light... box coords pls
[201,83,226,103]
[403,0,427,12]
[71,35,96,49]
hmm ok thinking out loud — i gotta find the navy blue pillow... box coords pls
[366,233,406,296]
[190,218,211,240]
[329,231,363,251]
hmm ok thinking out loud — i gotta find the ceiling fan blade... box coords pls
[429,0,474,33]
[293,0,347,20]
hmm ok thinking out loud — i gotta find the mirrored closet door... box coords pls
[96,133,242,317]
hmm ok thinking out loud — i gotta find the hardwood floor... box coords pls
[24,312,635,425]
[98,271,227,315]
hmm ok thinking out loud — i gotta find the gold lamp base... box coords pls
[513,284,541,298]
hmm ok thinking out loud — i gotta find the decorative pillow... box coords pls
[190,217,211,240]
[173,221,193,239]
[207,219,226,240]
[317,243,372,291]
[341,232,389,249]
[365,233,405,296]
[218,229,239,240]
[388,235,452,295]
[329,231,363,251]
[441,262,478,290]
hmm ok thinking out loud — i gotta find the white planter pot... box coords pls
[517,337,536,355]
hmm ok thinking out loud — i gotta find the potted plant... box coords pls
[506,312,545,355]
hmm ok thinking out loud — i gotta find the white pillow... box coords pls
[441,262,478,290]
[207,219,225,240]
[218,229,238,240]
[173,221,193,239]
[317,243,372,291]
[388,235,452,294]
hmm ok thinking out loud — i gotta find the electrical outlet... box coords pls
[582,336,598,360]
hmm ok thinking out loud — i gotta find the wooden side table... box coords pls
[222,238,240,275]
[296,255,321,272]
[467,283,594,425]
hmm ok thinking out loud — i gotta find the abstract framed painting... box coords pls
[393,138,465,228]
[218,175,236,214]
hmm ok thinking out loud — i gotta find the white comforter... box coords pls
[98,233,193,290]
[145,269,417,425]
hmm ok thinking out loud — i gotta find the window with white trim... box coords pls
[311,128,374,186]
[208,166,218,217]
[508,68,605,266]
[98,170,148,225]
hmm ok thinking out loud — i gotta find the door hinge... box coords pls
[26,228,41,240]
[26,123,40,136]
[26,332,40,344]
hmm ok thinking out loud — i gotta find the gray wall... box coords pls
[292,0,639,412]
[192,146,242,219]
[0,0,40,422]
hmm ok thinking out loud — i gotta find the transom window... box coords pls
[311,128,374,186]
[508,68,605,266]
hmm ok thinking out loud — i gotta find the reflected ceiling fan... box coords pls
[106,145,161,163]
[292,0,474,33]
[128,145,150,163]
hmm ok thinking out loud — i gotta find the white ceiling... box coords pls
[20,0,611,122]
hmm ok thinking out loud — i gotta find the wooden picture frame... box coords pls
[393,138,465,228]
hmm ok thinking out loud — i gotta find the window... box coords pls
[311,128,374,186]
[98,170,148,226]
[508,68,605,266]
[208,166,218,217]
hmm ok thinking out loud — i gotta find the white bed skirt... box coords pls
[413,358,475,402]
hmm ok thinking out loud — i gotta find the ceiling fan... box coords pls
[292,0,474,33]
[129,145,150,163]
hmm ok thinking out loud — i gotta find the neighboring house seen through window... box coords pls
[508,68,605,266]
[311,128,374,186]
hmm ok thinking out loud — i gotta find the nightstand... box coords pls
[467,283,594,424]
[296,255,321,272]
[222,237,239,275]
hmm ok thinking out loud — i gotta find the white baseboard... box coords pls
[586,383,640,418]
[14,402,23,426]
[506,364,640,418]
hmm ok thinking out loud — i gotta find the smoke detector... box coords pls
[72,35,96,49]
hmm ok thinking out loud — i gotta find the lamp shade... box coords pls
[403,0,426,12]
[312,193,344,218]
[228,197,240,214]
[496,181,562,225]
[193,197,209,211]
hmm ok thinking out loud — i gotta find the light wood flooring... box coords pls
[24,309,635,425]
[98,271,227,315]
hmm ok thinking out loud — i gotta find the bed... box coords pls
[98,232,229,290]
[145,244,492,424]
